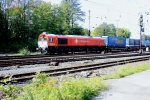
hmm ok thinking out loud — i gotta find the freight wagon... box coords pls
[126,38,134,50]
[102,36,126,51]
[126,39,141,51]
[143,39,150,51]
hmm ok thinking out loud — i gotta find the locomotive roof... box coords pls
[41,32,102,39]
[46,33,91,38]
[66,35,91,38]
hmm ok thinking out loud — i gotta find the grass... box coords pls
[1,62,150,100]
[102,62,150,80]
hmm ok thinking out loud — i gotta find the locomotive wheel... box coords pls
[138,49,143,54]
[41,50,47,54]
[86,48,89,53]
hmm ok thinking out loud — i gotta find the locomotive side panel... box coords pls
[68,37,87,46]
[47,35,58,46]
[67,37,105,47]
[87,38,100,46]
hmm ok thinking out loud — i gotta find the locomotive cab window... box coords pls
[58,38,68,44]
[39,38,47,41]
[48,38,53,42]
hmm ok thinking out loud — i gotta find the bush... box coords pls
[19,47,30,55]
[15,74,106,100]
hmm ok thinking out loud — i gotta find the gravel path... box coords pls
[92,70,150,100]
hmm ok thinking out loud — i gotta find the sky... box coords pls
[45,0,150,39]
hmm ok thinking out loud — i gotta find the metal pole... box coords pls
[140,23,142,54]
[139,14,143,54]
[88,10,91,36]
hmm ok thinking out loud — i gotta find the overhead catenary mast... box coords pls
[139,14,144,54]
[88,10,91,36]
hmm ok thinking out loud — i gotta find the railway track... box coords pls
[0,52,132,60]
[0,55,150,83]
[0,54,51,60]
[0,52,120,60]
[0,52,147,67]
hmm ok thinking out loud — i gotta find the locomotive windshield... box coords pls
[39,38,47,41]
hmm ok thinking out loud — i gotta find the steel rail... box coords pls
[0,52,143,67]
[0,52,124,60]
[0,55,150,83]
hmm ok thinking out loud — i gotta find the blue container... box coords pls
[126,38,134,47]
[102,36,126,48]
[134,39,140,46]
[144,40,150,47]
[133,39,146,46]
[142,40,144,46]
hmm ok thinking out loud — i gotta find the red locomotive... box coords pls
[38,32,105,53]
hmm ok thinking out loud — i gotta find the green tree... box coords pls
[0,1,10,51]
[32,2,53,34]
[116,28,131,38]
[0,0,86,52]
[60,0,85,34]
[91,22,116,36]
[50,5,65,34]
[32,2,65,34]
[82,28,89,36]
[0,0,37,51]
[70,25,88,35]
